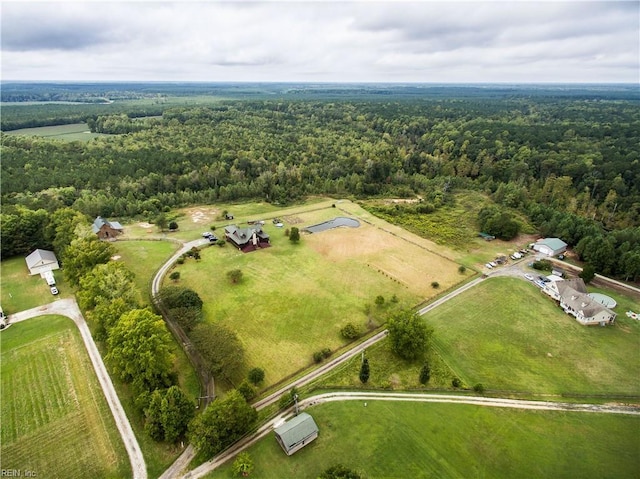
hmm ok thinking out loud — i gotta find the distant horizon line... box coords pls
[2,80,638,86]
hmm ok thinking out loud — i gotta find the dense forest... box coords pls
[1,84,639,280]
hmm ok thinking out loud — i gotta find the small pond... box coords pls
[304,217,360,233]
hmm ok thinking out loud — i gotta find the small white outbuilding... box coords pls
[25,249,60,276]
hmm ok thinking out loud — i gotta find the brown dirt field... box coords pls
[304,222,470,299]
[183,206,220,224]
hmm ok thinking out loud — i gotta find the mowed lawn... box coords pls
[169,204,467,387]
[0,316,130,478]
[424,277,640,395]
[207,400,640,479]
[1,256,71,312]
[112,239,180,302]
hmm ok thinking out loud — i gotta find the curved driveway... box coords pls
[7,299,147,479]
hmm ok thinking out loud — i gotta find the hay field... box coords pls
[0,316,129,478]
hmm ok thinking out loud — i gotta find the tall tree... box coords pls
[387,309,432,361]
[189,390,257,457]
[190,323,245,382]
[359,358,370,384]
[161,386,195,443]
[77,261,138,311]
[106,308,175,392]
[62,235,115,286]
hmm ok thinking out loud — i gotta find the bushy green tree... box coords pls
[579,264,596,284]
[289,227,300,243]
[227,269,243,284]
[106,308,174,392]
[387,310,432,361]
[190,323,245,382]
[62,235,115,286]
[161,386,195,443]
[318,464,362,479]
[77,261,137,311]
[189,390,257,457]
[232,452,254,477]
[247,367,265,385]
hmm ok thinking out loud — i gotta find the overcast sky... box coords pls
[1,1,638,83]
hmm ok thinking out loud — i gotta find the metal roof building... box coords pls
[274,413,319,456]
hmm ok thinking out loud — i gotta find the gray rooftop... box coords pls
[274,413,318,449]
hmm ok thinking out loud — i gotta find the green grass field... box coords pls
[4,123,108,141]
[1,256,71,313]
[424,277,640,396]
[206,400,640,479]
[0,316,130,478]
[112,239,180,303]
[314,336,457,390]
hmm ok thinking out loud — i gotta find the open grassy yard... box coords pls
[314,335,457,390]
[1,256,71,313]
[207,400,640,479]
[112,240,180,303]
[424,277,640,395]
[168,201,469,388]
[0,316,130,478]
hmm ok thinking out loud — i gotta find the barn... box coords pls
[532,238,567,257]
[274,413,319,456]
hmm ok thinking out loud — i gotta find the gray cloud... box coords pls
[1,1,637,83]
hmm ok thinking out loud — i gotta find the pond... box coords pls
[304,217,360,233]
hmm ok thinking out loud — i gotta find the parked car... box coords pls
[524,273,534,281]
[202,232,213,238]
[208,235,218,243]
[50,286,59,295]
[489,261,497,267]
[485,263,493,269]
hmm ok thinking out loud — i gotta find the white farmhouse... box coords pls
[543,278,616,326]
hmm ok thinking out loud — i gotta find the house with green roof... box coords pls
[274,412,319,456]
[532,237,567,257]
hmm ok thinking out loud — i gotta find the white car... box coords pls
[50,286,59,295]
[202,232,213,238]
[485,263,493,269]
[524,273,534,281]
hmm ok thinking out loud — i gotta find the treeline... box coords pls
[1,97,639,279]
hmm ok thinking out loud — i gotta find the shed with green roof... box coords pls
[274,412,319,456]
[532,237,567,257]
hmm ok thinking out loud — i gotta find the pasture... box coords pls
[112,240,180,303]
[0,256,71,313]
[424,277,640,396]
[207,400,640,479]
[3,122,107,141]
[167,201,469,388]
[0,315,130,478]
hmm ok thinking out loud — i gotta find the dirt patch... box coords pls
[282,215,303,225]
[110,255,121,261]
[183,206,219,224]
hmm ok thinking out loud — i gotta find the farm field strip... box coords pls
[0,316,130,479]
